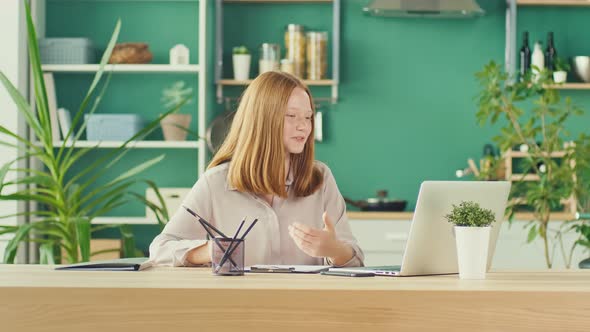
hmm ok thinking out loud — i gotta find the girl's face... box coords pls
[283,87,313,155]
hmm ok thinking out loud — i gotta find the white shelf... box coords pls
[92,217,155,225]
[52,140,202,149]
[42,64,200,74]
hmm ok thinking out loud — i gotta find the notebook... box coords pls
[245,265,330,274]
[55,257,153,271]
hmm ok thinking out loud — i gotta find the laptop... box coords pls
[330,181,511,277]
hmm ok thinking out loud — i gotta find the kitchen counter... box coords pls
[347,211,576,221]
[1,265,589,331]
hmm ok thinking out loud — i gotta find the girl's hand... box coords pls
[288,212,353,265]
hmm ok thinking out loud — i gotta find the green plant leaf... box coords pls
[120,225,138,258]
[74,218,91,262]
[39,242,56,265]
[527,224,537,243]
[3,223,35,263]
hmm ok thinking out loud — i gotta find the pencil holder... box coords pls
[211,237,245,276]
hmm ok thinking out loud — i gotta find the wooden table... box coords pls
[1,265,589,332]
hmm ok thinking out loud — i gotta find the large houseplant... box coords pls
[475,61,590,268]
[0,2,179,264]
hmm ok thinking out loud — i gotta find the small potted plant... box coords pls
[232,45,251,81]
[553,57,570,83]
[160,81,193,141]
[445,201,496,279]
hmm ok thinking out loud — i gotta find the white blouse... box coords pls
[149,161,364,267]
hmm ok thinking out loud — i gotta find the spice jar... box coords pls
[284,24,305,78]
[280,59,294,75]
[306,31,328,80]
[259,43,280,75]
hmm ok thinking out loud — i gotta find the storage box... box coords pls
[39,38,95,64]
[85,114,143,141]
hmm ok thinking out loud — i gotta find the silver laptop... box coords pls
[332,181,511,276]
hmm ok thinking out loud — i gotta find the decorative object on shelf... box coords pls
[169,44,190,65]
[285,24,306,78]
[85,113,144,141]
[445,201,496,279]
[0,4,179,264]
[259,43,280,75]
[306,31,328,80]
[39,37,95,64]
[455,144,506,181]
[280,58,294,75]
[57,108,72,143]
[531,40,544,82]
[573,56,590,83]
[160,81,194,141]
[552,56,570,83]
[343,190,407,212]
[475,61,590,268]
[109,42,153,64]
[232,45,251,81]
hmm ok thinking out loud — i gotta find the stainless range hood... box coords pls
[363,0,485,18]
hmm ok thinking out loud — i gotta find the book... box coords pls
[55,257,153,271]
[57,108,72,142]
[43,73,60,142]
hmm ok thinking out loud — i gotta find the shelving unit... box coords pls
[506,0,590,89]
[503,148,578,215]
[52,140,202,149]
[42,64,200,74]
[28,0,208,228]
[215,0,340,103]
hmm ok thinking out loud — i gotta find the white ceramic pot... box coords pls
[232,54,251,81]
[454,226,490,280]
[161,114,191,141]
[553,71,567,83]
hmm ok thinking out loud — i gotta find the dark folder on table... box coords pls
[55,257,152,271]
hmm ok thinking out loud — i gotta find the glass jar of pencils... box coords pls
[211,236,245,276]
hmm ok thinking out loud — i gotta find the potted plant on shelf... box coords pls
[445,201,496,279]
[232,45,251,81]
[0,1,177,264]
[475,61,590,268]
[160,81,193,141]
[553,57,570,84]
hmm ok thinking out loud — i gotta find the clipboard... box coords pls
[245,265,330,274]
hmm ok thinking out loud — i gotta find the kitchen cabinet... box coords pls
[349,217,588,269]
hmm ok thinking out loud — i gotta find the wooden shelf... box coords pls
[42,64,200,74]
[224,0,332,3]
[218,79,336,86]
[52,140,202,149]
[547,83,590,90]
[517,0,590,6]
[346,211,575,221]
[510,174,541,181]
[92,217,153,225]
[505,150,567,158]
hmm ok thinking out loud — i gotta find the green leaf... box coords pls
[3,223,34,263]
[74,218,91,262]
[120,225,138,258]
[527,224,537,243]
[39,242,56,265]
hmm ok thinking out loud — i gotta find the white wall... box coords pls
[0,0,29,261]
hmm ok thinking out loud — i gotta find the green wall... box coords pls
[46,0,590,252]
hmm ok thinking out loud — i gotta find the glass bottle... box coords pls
[519,31,531,80]
[259,43,280,75]
[306,31,328,80]
[545,32,557,71]
[284,24,306,78]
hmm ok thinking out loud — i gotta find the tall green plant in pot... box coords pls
[0,2,180,264]
[475,61,590,268]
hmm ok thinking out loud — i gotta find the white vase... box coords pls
[232,54,251,81]
[531,41,545,83]
[454,226,490,280]
[553,71,567,83]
